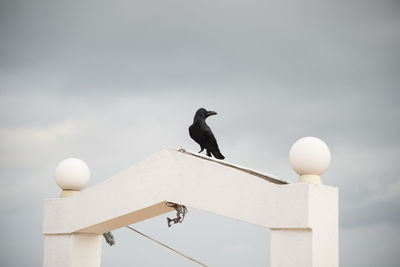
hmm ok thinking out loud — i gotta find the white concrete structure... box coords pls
[43,139,338,267]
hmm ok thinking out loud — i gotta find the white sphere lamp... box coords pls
[289,137,331,184]
[55,158,90,197]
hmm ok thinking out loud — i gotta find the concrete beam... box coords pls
[43,149,312,234]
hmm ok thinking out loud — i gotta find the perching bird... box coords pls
[189,108,225,160]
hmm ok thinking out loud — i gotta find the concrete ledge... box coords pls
[43,149,325,234]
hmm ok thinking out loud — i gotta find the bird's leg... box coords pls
[198,147,204,153]
[206,150,211,157]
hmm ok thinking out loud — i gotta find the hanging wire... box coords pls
[103,231,115,246]
[125,225,208,267]
[166,202,188,227]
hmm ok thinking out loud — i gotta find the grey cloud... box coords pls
[340,222,400,267]
[1,0,399,92]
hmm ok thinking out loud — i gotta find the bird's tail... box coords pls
[103,231,115,246]
[212,150,225,160]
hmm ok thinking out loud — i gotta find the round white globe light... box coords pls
[55,158,90,191]
[289,137,331,183]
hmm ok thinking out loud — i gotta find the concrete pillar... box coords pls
[270,229,312,266]
[271,137,337,267]
[43,234,102,267]
[270,185,338,267]
[43,158,102,267]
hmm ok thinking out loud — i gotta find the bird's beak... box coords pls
[206,111,217,117]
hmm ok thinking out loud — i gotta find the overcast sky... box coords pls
[1,0,399,266]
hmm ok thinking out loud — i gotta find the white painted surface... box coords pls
[270,229,312,267]
[289,137,331,184]
[270,184,338,267]
[55,158,90,191]
[43,148,338,267]
[43,234,101,267]
[309,184,339,267]
[44,149,311,234]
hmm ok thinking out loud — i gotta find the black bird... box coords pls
[189,108,225,159]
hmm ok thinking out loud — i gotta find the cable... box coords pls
[126,225,208,267]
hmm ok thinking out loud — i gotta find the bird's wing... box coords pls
[203,126,225,159]
[189,124,204,148]
[203,126,217,145]
[188,125,194,138]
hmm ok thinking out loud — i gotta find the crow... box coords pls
[189,108,225,160]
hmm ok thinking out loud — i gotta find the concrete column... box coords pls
[270,219,338,267]
[43,158,101,267]
[270,137,338,267]
[270,229,312,267]
[270,188,338,267]
[43,233,102,267]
